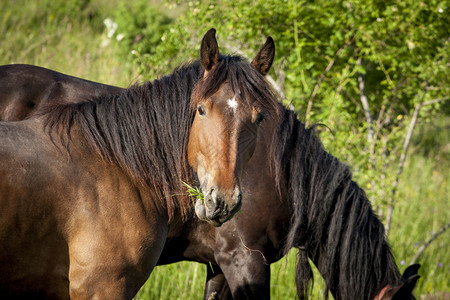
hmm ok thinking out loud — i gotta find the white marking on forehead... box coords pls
[227,95,238,113]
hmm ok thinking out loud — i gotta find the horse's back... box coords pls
[0,64,125,121]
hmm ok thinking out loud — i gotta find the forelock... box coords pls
[192,55,279,117]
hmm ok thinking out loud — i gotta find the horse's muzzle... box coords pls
[194,188,242,226]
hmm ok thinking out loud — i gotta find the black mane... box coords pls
[273,106,404,299]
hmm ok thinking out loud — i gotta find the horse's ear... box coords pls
[402,264,420,280]
[251,36,275,76]
[376,275,420,300]
[390,275,420,300]
[201,28,220,72]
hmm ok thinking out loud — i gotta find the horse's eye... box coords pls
[197,105,206,116]
[256,113,265,125]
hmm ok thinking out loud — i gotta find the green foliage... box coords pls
[110,0,173,70]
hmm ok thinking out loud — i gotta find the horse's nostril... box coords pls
[237,193,243,204]
[205,193,215,210]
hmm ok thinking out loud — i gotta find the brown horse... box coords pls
[0,45,420,299]
[0,28,279,299]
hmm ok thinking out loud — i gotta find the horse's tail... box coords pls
[295,249,313,299]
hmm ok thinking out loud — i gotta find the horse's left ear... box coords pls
[251,36,275,76]
[201,28,220,72]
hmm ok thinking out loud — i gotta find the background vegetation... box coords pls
[1,0,448,298]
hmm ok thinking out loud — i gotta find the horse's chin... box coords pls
[194,198,222,227]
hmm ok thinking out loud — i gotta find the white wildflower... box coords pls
[104,18,118,39]
[116,33,125,41]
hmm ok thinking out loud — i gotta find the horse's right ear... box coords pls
[201,28,220,72]
[251,36,275,76]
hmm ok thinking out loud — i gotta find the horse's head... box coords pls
[188,28,277,226]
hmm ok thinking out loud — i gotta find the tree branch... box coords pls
[375,79,410,130]
[266,74,286,100]
[385,96,448,234]
[357,58,374,144]
[410,222,450,265]
[377,135,389,217]
[422,97,449,106]
[385,88,427,236]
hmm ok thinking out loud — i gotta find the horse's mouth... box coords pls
[195,198,221,227]
[194,198,241,227]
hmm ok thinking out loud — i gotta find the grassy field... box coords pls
[1,0,448,299]
[0,0,137,87]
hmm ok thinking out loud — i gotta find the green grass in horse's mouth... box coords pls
[182,181,205,203]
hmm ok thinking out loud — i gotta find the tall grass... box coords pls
[0,0,136,86]
[2,1,448,299]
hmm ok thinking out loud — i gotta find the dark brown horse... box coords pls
[0,46,420,300]
[0,28,279,298]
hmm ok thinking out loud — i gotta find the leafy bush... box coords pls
[107,0,172,75]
